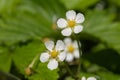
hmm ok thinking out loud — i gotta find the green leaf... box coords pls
[13,40,45,74]
[0,0,20,13]
[13,40,59,80]
[109,0,120,6]
[60,0,99,10]
[84,10,120,53]
[0,47,12,72]
[98,72,120,80]
[0,0,66,45]
[29,63,59,80]
[65,76,75,80]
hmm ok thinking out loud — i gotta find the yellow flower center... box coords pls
[68,20,75,28]
[50,50,58,58]
[68,45,75,53]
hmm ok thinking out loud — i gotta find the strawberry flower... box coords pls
[40,40,66,70]
[57,10,85,36]
[64,38,81,62]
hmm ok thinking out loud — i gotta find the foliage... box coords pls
[0,0,120,80]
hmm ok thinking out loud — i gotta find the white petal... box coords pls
[58,51,66,61]
[73,40,78,48]
[55,40,65,51]
[74,25,83,34]
[73,49,80,58]
[66,10,76,20]
[47,59,58,70]
[73,40,82,48]
[57,18,67,28]
[75,13,85,23]
[45,40,54,51]
[61,28,72,36]
[87,77,96,80]
[40,52,50,63]
[66,53,74,62]
[64,38,72,46]
[81,76,86,80]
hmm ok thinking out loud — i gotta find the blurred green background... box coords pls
[0,0,120,80]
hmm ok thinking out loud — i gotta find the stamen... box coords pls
[50,50,58,58]
[68,45,74,53]
[68,20,75,28]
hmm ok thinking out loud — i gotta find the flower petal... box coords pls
[47,59,58,70]
[66,53,74,62]
[81,76,86,80]
[55,40,65,51]
[73,40,78,48]
[66,10,76,20]
[73,49,80,58]
[64,38,72,46]
[57,18,67,28]
[45,40,54,51]
[74,25,83,34]
[87,77,96,80]
[75,13,85,23]
[40,52,50,63]
[58,51,66,61]
[61,28,72,36]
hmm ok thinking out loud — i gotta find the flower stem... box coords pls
[28,54,39,68]
[72,34,82,79]
[76,39,82,78]
[64,62,76,78]
[25,54,39,75]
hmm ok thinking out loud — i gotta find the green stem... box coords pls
[76,39,82,78]
[28,54,39,68]
[64,62,76,78]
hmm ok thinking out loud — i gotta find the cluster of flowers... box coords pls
[39,10,96,80]
[40,38,80,70]
[40,10,84,70]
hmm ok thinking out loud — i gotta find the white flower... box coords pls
[40,40,66,70]
[64,38,81,62]
[57,10,85,36]
[81,76,96,80]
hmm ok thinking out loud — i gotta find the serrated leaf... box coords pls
[29,63,59,80]
[13,40,45,74]
[0,0,20,13]
[84,10,120,53]
[60,0,99,10]
[98,72,120,80]
[13,40,59,80]
[65,77,75,80]
[109,0,120,6]
[0,0,66,45]
[0,47,11,72]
